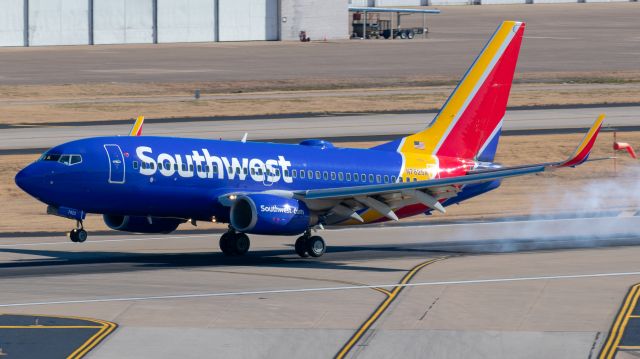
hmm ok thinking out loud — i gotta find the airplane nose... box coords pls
[15,163,42,196]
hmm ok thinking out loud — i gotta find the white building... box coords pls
[0,0,349,46]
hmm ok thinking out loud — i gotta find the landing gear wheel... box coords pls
[400,31,408,39]
[233,233,250,256]
[407,30,415,39]
[306,236,326,257]
[219,231,250,256]
[219,231,235,255]
[76,229,87,243]
[69,221,87,243]
[295,236,309,258]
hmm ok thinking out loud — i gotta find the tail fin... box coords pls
[380,21,525,161]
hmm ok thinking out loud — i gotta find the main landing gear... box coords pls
[219,227,250,256]
[69,220,88,243]
[295,230,326,258]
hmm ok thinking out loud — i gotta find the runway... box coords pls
[1,105,637,153]
[2,216,640,357]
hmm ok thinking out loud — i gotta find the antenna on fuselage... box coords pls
[241,133,248,143]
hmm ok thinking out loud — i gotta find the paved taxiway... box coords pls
[0,4,637,85]
[2,216,640,357]
[1,105,637,153]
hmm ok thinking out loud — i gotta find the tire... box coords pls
[234,233,250,256]
[76,229,88,243]
[219,232,234,255]
[407,30,415,39]
[69,229,79,243]
[295,236,308,257]
[400,31,408,40]
[306,236,326,258]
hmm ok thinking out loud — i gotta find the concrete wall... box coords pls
[281,0,348,41]
[93,0,154,44]
[375,0,427,5]
[218,0,279,41]
[157,0,216,43]
[29,0,89,46]
[0,0,24,46]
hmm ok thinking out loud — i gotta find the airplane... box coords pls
[15,21,605,258]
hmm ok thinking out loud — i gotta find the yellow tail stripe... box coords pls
[400,21,518,156]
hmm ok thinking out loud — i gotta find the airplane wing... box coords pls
[219,115,604,223]
[291,115,605,221]
[129,116,144,136]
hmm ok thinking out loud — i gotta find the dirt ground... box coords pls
[2,131,638,234]
[0,73,639,125]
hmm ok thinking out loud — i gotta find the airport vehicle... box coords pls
[351,12,425,39]
[15,21,605,258]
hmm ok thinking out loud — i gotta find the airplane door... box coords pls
[104,144,125,184]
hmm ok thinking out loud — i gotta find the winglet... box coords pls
[129,116,144,136]
[555,114,605,168]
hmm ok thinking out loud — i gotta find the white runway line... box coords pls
[0,234,210,248]
[2,270,640,308]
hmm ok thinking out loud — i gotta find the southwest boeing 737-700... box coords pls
[15,21,605,258]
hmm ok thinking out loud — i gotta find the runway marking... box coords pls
[599,283,640,359]
[1,270,640,308]
[0,234,211,248]
[0,314,117,359]
[335,257,446,359]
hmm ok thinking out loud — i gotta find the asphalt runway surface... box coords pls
[1,105,637,154]
[0,4,637,85]
[2,216,640,357]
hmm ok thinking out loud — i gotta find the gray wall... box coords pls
[93,0,154,44]
[157,0,216,43]
[0,0,353,46]
[280,0,348,41]
[0,0,24,46]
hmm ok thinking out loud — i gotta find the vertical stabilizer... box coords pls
[388,21,525,161]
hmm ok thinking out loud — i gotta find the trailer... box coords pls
[349,7,440,40]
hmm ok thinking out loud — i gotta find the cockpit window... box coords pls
[42,153,61,162]
[40,153,82,166]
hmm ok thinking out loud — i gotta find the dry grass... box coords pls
[1,131,638,233]
[1,75,639,125]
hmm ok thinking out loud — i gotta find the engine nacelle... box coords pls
[230,194,315,235]
[103,214,182,234]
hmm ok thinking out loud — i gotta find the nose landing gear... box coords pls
[295,230,326,258]
[69,220,87,243]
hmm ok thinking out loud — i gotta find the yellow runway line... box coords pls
[335,257,447,359]
[599,283,640,359]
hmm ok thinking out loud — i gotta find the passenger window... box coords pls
[399,177,403,183]
[182,163,187,171]
[258,168,263,175]
[165,162,171,170]
[59,155,71,165]
[384,175,389,183]
[189,164,193,171]
[204,165,209,173]
[413,178,418,182]
[353,173,359,181]
[197,165,202,172]
[133,161,139,169]
[391,176,396,183]
[213,165,218,174]
[338,172,344,181]
[244,168,249,175]
[227,167,233,174]
[315,171,320,179]
[276,169,280,176]
[300,170,305,179]
[292,169,297,178]
[346,173,351,181]
[323,172,328,180]
[250,168,255,175]
[331,172,336,180]
[361,173,366,182]
[308,170,313,179]
[70,155,82,165]
[376,175,381,183]
[369,174,374,183]
[174,164,179,170]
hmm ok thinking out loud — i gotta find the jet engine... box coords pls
[230,194,316,235]
[103,214,183,234]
